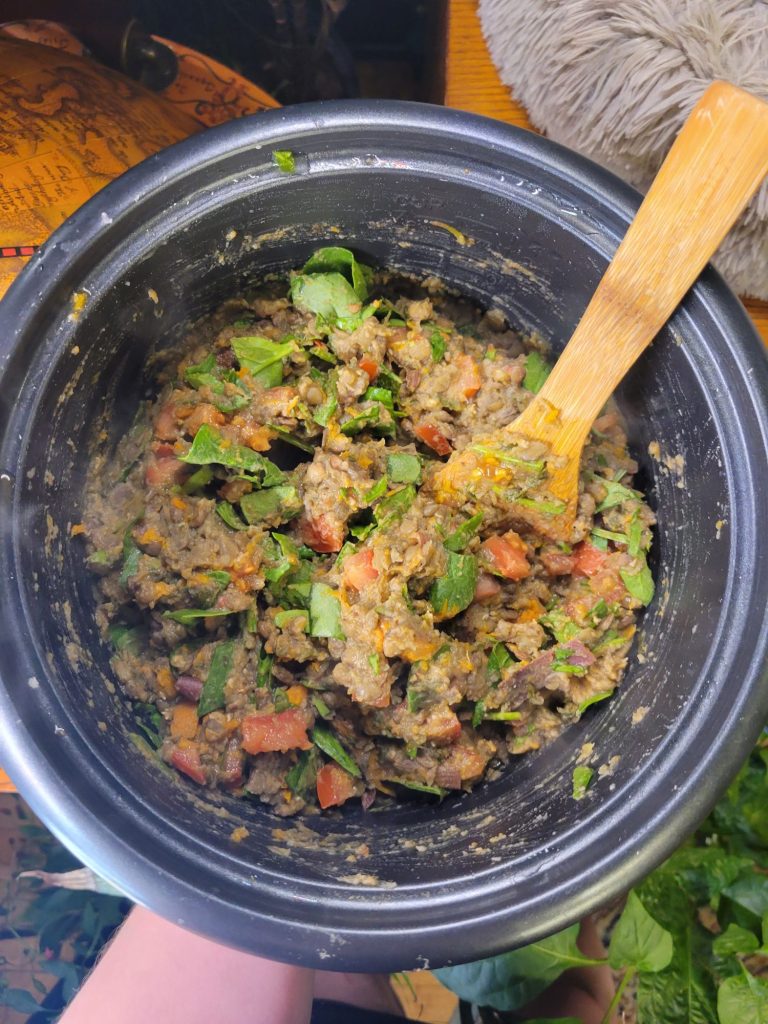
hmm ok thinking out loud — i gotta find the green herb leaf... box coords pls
[216,500,249,530]
[340,404,380,435]
[272,149,296,173]
[240,485,302,524]
[183,465,214,494]
[472,700,485,728]
[435,923,604,1012]
[429,552,478,619]
[406,687,424,713]
[484,711,522,721]
[108,623,144,656]
[311,724,361,777]
[291,272,367,324]
[364,476,389,503]
[256,650,273,688]
[620,556,655,606]
[717,970,768,1023]
[266,424,314,453]
[430,329,447,362]
[119,532,141,586]
[311,695,332,719]
[375,484,416,529]
[232,336,295,387]
[594,475,643,512]
[523,351,551,393]
[198,639,236,716]
[301,246,372,301]
[286,747,319,796]
[444,512,483,553]
[572,765,594,800]
[487,642,513,683]
[367,652,380,674]
[313,385,338,427]
[391,779,448,797]
[577,691,614,715]
[609,891,674,972]
[628,517,644,557]
[539,608,580,644]
[182,424,284,486]
[309,583,344,639]
[592,527,628,545]
[163,607,235,626]
[712,923,760,957]
[470,444,545,475]
[516,496,567,517]
[274,609,308,631]
[205,570,231,587]
[349,520,376,541]
[385,452,421,484]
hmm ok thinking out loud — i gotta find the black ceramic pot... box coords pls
[1,101,767,972]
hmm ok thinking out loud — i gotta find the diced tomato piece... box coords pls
[316,763,356,809]
[474,572,501,602]
[572,541,608,578]
[414,422,452,456]
[359,357,379,381]
[171,745,206,785]
[241,709,312,754]
[480,532,530,580]
[154,403,178,440]
[455,354,482,398]
[541,549,576,575]
[146,455,187,488]
[343,548,378,590]
[298,513,344,553]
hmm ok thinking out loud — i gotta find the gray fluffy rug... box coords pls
[479,0,768,299]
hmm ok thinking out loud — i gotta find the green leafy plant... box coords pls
[436,735,768,1022]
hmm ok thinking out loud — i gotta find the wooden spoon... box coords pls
[443,81,768,540]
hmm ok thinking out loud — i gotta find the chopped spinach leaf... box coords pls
[364,476,388,503]
[594,475,643,512]
[198,639,236,716]
[232,336,295,388]
[183,465,214,494]
[108,623,144,656]
[119,532,141,586]
[386,452,422,484]
[470,444,545,476]
[309,583,344,639]
[311,695,332,719]
[620,556,655,606]
[523,350,552,393]
[256,650,274,688]
[240,485,302,524]
[163,606,235,626]
[484,711,522,721]
[516,496,567,517]
[472,700,485,728]
[274,609,308,631]
[286,748,319,796]
[216,501,249,531]
[182,424,284,486]
[572,765,594,800]
[311,724,361,777]
[578,691,614,715]
[375,484,416,529]
[340,405,380,435]
[444,512,483,553]
[390,779,447,797]
[429,329,447,362]
[272,149,296,173]
[300,246,372,301]
[487,642,513,683]
[429,552,478,619]
[540,608,580,643]
[266,424,314,453]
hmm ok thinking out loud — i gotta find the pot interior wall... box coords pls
[3,120,754,967]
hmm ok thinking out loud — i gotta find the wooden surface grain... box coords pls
[444,0,768,348]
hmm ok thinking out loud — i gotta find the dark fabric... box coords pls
[310,997,405,1023]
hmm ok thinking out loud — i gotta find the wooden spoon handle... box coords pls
[515,81,768,453]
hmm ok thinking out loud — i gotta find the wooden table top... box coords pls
[443,0,768,348]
